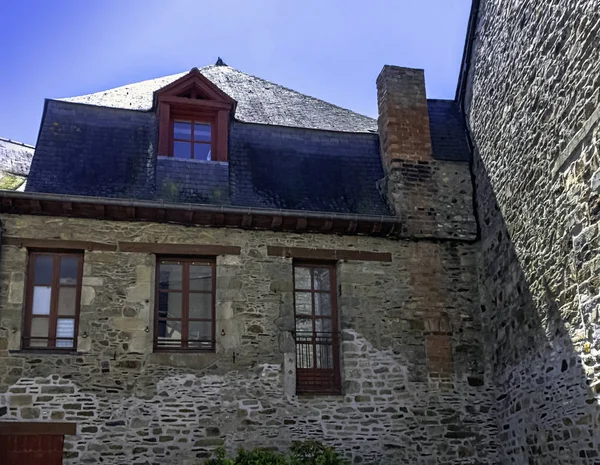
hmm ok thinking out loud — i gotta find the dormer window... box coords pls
[173,121,212,160]
[155,68,236,162]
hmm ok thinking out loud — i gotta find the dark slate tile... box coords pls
[428,100,471,162]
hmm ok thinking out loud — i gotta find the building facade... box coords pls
[1,1,599,463]
[0,62,497,464]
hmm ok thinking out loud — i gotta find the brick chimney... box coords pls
[377,66,432,168]
[377,66,435,236]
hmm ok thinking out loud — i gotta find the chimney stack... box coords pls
[377,66,432,169]
[377,66,435,236]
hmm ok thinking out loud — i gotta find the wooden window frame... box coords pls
[293,261,341,394]
[156,69,235,162]
[22,251,84,351]
[153,256,216,352]
[171,119,213,160]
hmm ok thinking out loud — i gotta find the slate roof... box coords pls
[428,100,470,162]
[60,65,379,134]
[26,64,470,216]
[0,137,34,191]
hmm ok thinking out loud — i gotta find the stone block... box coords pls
[8,272,24,304]
[21,407,40,419]
[112,317,147,332]
[81,286,96,305]
[82,276,104,286]
[8,394,32,407]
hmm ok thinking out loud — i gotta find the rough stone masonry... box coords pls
[0,216,498,464]
[465,0,600,463]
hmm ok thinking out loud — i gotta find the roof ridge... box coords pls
[0,137,35,149]
[219,65,377,123]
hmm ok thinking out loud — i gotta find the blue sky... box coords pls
[0,0,471,146]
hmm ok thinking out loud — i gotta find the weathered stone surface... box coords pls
[0,214,495,464]
[466,0,600,463]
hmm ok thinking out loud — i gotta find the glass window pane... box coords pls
[173,121,192,139]
[316,342,333,369]
[159,263,182,290]
[193,123,211,142]
[60,256,79,285]
[294,292,312,316]
[174,141,191,159]
[315,318,332,333]
[56,318,75,340]
[34,255,53,285]
[294,267,311,290]
[157,320,183,343]
[31,318,49,338]
[188,321,212,341]
[29,339,48,348]
[32,286,52,315]
[158,292,182,318]
[189,293,212,319]
[314,268,331,291]
[296,342,314,369]
[56,339,74,348]
[295,318,313,334]
[189,265,212,291]
[58,287,77,315]
[194,143,211,161]
[315,293,331,317]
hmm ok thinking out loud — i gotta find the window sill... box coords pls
[157,156,228,166]
[9,350,84,356]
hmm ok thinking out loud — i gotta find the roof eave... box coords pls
[0,191,401,238]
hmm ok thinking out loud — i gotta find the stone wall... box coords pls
[465,0,600,463]
[0,214,497,464]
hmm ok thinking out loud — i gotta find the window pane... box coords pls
[316,342,333,369]
[173,121,192,139]
[158,292,182,318]
[58,287,77,315]
[159,263,182,290]
[294,267,311,290]
[174,141,191,159]
[315,318,332,333]
[157,320,183,343]
[189,265,212,291]
[194,143,211,161]
[189,293,212,319]
[33,255,53,285]
[189,321,212,341]
[295,318,313,334]
[295,292,312,316]
[56,339,74,348]
[193,123,211,142]
[32,286,52,315]
[31,318,49,338]
[60,256,79,285]
[315,293,331,317]
[56,318,75,340]
[296,342,314,369]
[314,268,331,291]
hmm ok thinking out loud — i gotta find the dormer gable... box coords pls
[155,67,236,162]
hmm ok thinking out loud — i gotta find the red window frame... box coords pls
[171,119,213,160]
[22,251,83,351]
[293,262,341,394]
[154,257,216,352]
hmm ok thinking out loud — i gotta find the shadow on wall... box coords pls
[473,149,600,464]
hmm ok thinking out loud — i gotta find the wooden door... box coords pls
[0,434,64,465]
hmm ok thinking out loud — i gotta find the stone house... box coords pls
[1,0,600,464]
[0,58,493,464]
